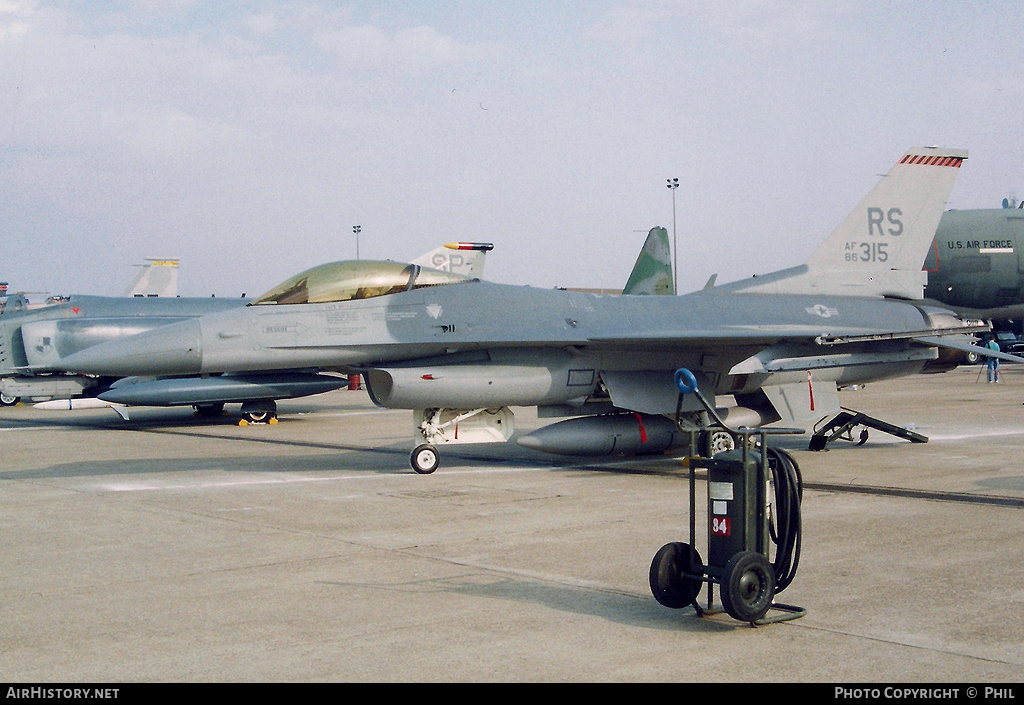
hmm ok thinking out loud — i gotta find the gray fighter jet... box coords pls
[47,147,1018,471]
[0,258,235,406]
[0,292,247,408]
[2,243,489,420]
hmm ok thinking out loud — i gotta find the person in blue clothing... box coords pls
[985,335,1001,383]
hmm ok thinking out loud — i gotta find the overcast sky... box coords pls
[2,1,1021,297]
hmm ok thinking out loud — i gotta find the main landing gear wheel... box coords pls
[240,400,278,425]
[410,444,440,474]
[242,410,273,424]
[720,551,776,623]
[649,542,704,609]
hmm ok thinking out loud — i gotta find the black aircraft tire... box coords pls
[720,551,776,623]
[241,400,277,425]
[410,444,440,474]
[649,542,703,609]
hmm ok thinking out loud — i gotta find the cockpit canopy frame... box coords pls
[250,260,474,306]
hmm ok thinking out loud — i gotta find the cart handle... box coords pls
[674,368,699,395]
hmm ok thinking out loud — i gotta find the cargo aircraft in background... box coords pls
[1,243,491,422]
[45,147,1022,472]
[924,202,1024,323]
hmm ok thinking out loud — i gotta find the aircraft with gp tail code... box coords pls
[46,147,1021,471]
[2,243,490,422]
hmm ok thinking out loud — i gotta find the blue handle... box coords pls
[674,368,698,395]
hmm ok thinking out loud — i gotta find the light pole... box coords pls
[353,225,361,259]
[666,178,679,293]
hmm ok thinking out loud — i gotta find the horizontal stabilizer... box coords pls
[914,336,1024,364]
[921,300,1024,323]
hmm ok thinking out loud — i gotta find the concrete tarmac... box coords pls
[2,366,1023,683]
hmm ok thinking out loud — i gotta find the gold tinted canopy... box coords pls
[251,260,473,306]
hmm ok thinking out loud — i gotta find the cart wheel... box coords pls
[649,542,703,609]
[410,444,440,474]
[701,429,735,457]
[720,551,775,623]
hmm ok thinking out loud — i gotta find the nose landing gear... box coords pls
[410,444,440,474]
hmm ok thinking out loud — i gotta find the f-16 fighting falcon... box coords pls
[45,147,1021,472]
[2,243,490,423]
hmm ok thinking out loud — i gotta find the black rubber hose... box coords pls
[765,446,802,593]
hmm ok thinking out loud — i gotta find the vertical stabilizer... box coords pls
[412,242,493,279]
[623,227,674,295]
[720,147,967,299]
[124,258,179,297]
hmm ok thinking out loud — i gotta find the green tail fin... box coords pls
[623,227,674,295]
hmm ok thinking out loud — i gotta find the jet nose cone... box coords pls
[55,319,203,376]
